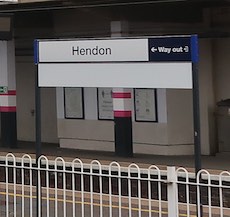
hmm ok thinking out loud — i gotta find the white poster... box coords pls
[64,87,84,119]
[98,88,113,120]
[134,89,157,122]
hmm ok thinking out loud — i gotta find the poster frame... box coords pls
[97,87,114,121]
[64,87,84,119]
[134,88,158,122]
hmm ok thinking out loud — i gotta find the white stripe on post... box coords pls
[0,90,16,112]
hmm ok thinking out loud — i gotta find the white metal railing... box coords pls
[0,153,230,217]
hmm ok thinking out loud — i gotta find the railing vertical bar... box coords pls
[185,172,190,217]
[5,156,9,217]
[81,162,84,217]
[128,166,132,217]
[219,171,230,217]
[109,164,112,217]
[29,158,33,217]
[37,158,41,217]
[148,168,151,217]
[21,157,25,217]
[197,172,201,217]
[98,163,103,217]
[90,162,94,217]
[13,156,16,217]
[46,159,50,217]
[54,157,66,217]
[118,166,122,217]
[137,167,141,217]
[54,159,58,217]
[5,164,9,217]
[72,162,76,217]
[158,169,162,217]
[208,176,212,217]
[176,168,190,217]
[220,175,224,217]
[63,163,66,217]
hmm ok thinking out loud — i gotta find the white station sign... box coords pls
[35,36,198,89]
[38,39,148,62]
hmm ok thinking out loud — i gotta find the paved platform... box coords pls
[0,141,229,173]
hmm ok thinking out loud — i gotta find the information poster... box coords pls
[98,88,113,120]
[134,89,157,122]
[64,87,84,119]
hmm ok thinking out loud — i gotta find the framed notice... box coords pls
[134,89,157,122]
[97,88,113,120]
[64,87,84,119]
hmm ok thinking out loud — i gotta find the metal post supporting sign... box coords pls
[191,41,202,174]
[191,35,202,217]
[34,40,41,217]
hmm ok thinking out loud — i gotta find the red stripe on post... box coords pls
[114,111,132,117]
[0,106,16,112]
[112,92,131,99]
[8,90,16,95]
[0,90,16,96]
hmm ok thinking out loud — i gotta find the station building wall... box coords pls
[16,56,58,144]
[14,36,218,156]
[54,39,215,155]
[12,7,227,155]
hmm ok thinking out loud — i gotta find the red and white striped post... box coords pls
[0,41,17,148]
[113,88,133,157]
[111,21,133,157]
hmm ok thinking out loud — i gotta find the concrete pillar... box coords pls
[111,21,133,157]
[0,40,17,148]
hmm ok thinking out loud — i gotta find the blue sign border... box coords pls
[34,40,39,65]
[190,35,199,63]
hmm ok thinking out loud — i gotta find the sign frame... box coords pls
[35,36,198,89]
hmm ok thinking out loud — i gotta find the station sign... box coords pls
[35,36,198,63]
[34,35,198,89]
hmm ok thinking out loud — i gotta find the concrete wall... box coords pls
[214,39,230,101]
[213,38,230,153]
[199,39,216,155]
[16,56,58,143]
[56,86,193,155]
